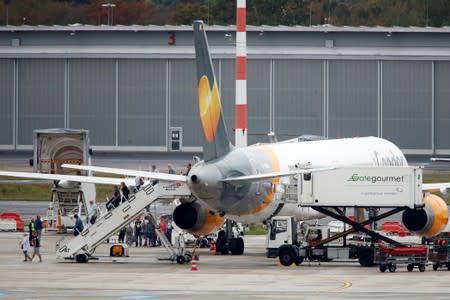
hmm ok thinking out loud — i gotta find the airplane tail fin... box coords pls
[193,20,233,162]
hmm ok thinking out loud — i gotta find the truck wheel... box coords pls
[418,264,425,272]
[176,255,186,265]
[76,254,88,263]
[447,263,450,271]
[433,264,439,271]
[279,249,296,267]
[230,237,244,255]
[407,264,414,272]
[358,247,375,267]
[388,264,396,273]
[295,256,304,266]
[379,265,387,272]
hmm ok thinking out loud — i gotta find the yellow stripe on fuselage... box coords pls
[245,146,280,215]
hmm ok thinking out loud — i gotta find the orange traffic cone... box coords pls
[191,259,198,271]
[210,241,216,253]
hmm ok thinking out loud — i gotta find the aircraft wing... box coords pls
[221,167,335,184]
[422,182,450,193]
[0,170,135,186]
[61,164,186,182]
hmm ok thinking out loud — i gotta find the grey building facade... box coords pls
[0,24,450,154]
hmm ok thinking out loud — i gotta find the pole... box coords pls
[235,0,247,148]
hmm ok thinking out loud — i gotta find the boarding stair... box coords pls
[55,181,190,263]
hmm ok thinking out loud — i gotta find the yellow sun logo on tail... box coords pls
[198,75,221,142]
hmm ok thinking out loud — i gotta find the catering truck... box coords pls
[266,166,424,267]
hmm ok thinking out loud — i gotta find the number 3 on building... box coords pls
[168,31,176,45]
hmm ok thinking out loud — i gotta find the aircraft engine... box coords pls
[402,193,449,238]
[173,201,224,236]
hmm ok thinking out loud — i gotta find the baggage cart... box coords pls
[429,243,450,271]
[374,245,428,272]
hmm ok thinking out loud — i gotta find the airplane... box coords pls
[0,20,449,256]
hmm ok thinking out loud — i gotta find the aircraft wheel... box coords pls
[407,264,414,272]
[199,238,209,248]
[230,237,244,255]
[388,264,396,273]
[379,264,387,272]
[76,254,88,263]
[215,237,229,255]
[279,249,296,267]
[176,255,186,265]
[418,264,426,272]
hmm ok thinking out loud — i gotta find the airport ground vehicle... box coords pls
[429,232,450,271]
[266,166,426,267]
[374,245,428,272]
[266,216,377,266]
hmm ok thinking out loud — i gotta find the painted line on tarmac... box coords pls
[318,277,352,292]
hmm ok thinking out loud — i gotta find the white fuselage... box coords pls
[208,136,408,224]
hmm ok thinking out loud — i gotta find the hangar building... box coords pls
[0,24,449,154]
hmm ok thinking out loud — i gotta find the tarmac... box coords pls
[1,152,450,299]
[0,232,449,300]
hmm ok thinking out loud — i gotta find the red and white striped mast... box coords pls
[235,0,247,148]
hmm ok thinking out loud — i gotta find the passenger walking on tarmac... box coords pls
[118,227,126,244]
[134,217,143,247]
[125,224,134,246]
[88,200,98,225]
[148,218,156,247]
[73,214,84,236]
[20,233,32,262]
[159,217,167,246]
[168,163,176,174]
[120,181,130,202]
[28,217,35,243]
[34,215,42,239]
[30,231,42,263]
[143,216,150,247]
[165,217,173,243]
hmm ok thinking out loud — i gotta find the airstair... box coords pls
[56,181,191,263]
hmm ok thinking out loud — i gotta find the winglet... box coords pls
[193,20,233,162]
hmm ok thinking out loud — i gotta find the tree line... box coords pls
[0,0,449,27]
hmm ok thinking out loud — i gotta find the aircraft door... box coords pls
[169,127,182,151]
[299,173,314,205]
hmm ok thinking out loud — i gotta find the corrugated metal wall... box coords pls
[68,59,116,146]
[170,59,201,148]
[118,59,166,147]
[274,60,324,141]
[18,59,65,145]
[0,59,14,146]
[247,60,271,145]
[382,61,432,150]
[1,57,450,153]
[435,61,450,151]
[328,60,378,138]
